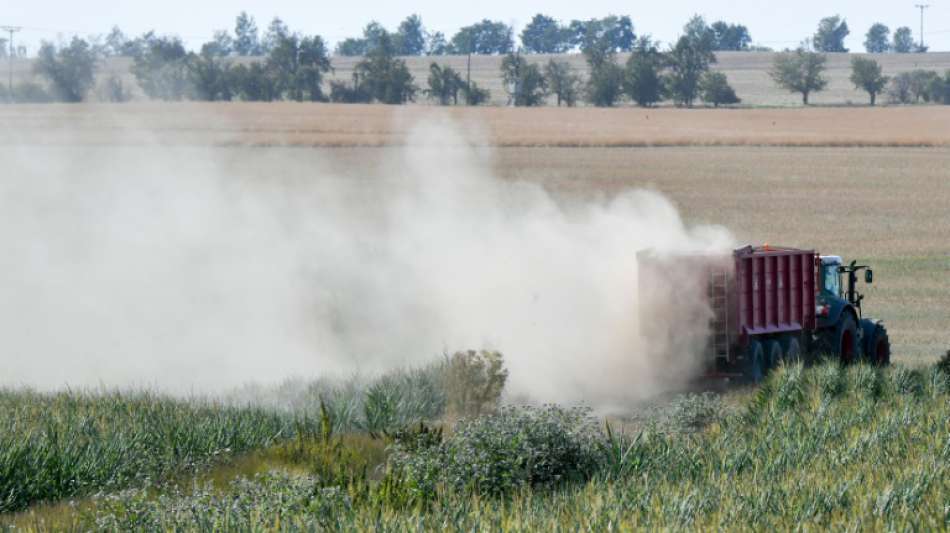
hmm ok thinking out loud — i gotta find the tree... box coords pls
[34,38,98,102]
[521,14,572,53]
[569,16,636,53]
[427,32,449,55]
[887,70,939,104]
[699,71,740,107]
[849,57,888,106]
[462,81,490,105]
[203,30,234,57]
[354,31,417,103]
[813,15,850,53]
[892,27,915,53]
[426,62,463,105]
[543,59,580,106]
[335,38,367,57]
[585,59,624,107]
[450,20,514,55]
[910,70,940,102]
[770,48,828,105]
[710,21,751,51]
[665,16,717,107]
[623,36,664,107]
[104,26,132,56]
[234,12,261,56]
[500,52,547,106]
[261,18,289,54]
[230,62,278,101]
[887,72,912,104]
[189,49,234,101]
[864,23,890,53]
[395,15,427,55]
[929,71,950,104]
[131,34,191,100]
[578,20,624,107]
[266,33,333,101]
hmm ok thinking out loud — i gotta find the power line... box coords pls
[1,26,21,104]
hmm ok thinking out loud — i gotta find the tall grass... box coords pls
[77,361,950,531]
[0,389,302,513]
[0,357,490,515]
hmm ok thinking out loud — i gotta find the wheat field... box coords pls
[3,103,948,361]
[4,102,950,147]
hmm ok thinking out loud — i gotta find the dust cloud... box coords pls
[0,113,732,405]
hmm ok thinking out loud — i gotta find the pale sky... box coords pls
[5,1,949,53]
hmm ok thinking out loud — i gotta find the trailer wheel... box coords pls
[766,340,783,371]
[836,313,859,364]
[868,325,891,367]
[746,340,766,383]
[783,337,802,366]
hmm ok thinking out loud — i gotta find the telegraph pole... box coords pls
[1,26,21,103]
[914,4,929,50]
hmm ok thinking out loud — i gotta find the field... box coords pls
[9,51,950,106]
[2,102,949,529]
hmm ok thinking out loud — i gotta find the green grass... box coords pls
[3,360,948,531]
[0,389,301,514]
[11,361,941,531]
[0,361,454,518]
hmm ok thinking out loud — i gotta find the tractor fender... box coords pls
[819,300,857,332]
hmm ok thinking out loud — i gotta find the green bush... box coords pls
[388,405,601,499]
[88,472,352,531]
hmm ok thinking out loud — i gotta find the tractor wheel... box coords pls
[783,337,802,366]
[835,313,859,364]
[867,324,891,367]
[746,340,766,383]
[766,340,783,370]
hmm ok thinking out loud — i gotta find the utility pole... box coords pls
[1,26,21,103]
[914,4,929,50]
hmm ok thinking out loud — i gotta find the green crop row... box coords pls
[72,360,949,531]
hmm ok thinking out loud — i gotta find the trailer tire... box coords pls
[783,337,802,366]
[836,313,859,364]
[766,340,783,371]
[867,324,891,367]
[746,340,766,383]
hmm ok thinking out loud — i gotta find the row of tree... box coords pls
[25,23,419,104]
[17,15,950,108]
[811,16,928,54]
[493,17,740,108]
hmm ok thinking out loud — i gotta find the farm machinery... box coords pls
[638,245,890,382]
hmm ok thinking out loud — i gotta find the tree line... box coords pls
[5,12,949,107]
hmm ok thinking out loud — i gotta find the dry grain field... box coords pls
[3,103,948,362]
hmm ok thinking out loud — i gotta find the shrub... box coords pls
[442,350,508,418]
[664,393,725,433]
[390,405,601,499]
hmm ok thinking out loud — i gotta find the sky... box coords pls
[4,1,949,53]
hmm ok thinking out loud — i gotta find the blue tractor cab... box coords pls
[816,255,889,365]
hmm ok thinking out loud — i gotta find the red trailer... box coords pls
[638,244,888,381]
